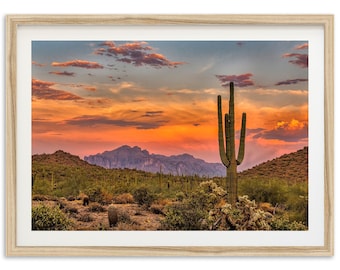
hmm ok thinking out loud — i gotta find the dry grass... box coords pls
[113,193,135,204]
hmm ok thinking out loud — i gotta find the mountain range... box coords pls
[84,145,226,177]
[32,146,308,182]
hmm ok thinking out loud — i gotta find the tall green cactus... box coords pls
[217,82,246,204]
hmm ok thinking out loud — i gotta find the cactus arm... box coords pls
[228,82,236,160]
[236,112,247,165]
[217,95,230,167]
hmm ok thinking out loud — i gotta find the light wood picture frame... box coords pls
[6,14,334,256]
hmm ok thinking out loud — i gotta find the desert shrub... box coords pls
[64,207,78,214]
[88,202,106,212]
[32,204,72,230]
[162,181,279,231]
[117,210,132,224]
[132,187,156,207]
[161,181,226,230]
[78,213,94,222]
[209,195,272,230]
[239,178,289,206]
[239,178,308,225]
[149,203,165,215]
[32,194,49,201]
[67,196,76,201]
[270,214,307,230]
[85,187,105,204]
[161,202,207,230]
[175,191,186,202]
[32,178,51,195]
[101,190,114,204]
[113,193,135,204]
[285,184,308,224]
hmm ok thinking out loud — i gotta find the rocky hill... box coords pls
[239,146,308,182]
[84,145,226,177]
[32,150,92,168]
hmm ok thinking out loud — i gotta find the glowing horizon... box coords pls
[32,41,308,171]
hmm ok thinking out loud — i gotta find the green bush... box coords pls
[175,191,186,202]
[239,178,289,205]
[239,178,308,225]
[32,204,72,230]
[85,186,105,204]
[161,181,226,230]
[270,214,307,230]
[132,187,156,207]
[161,202,207,230]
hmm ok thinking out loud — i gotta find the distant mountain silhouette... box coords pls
[84,145,226,177]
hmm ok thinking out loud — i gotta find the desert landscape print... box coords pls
[32,40,308,231]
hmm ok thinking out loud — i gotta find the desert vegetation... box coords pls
[31,147,308,231]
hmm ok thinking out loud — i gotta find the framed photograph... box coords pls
[6,15,334,256]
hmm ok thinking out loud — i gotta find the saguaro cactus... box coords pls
[217,82,246,204]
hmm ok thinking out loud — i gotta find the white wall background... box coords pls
[0,0,338,268]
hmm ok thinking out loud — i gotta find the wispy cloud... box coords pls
[282,53,308,68]
[83,86,97,92]
[141,111,164,117]
[32,79,83,100]
[49,71,75,77]
[32,61,46,67]
[93,41,186,68]
[216,73,254,87]
[294,43,308,50]
[275,78,308,86]
[51,59,104,69]
[64,115,167,129]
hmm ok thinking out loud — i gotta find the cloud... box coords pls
[32,61,46,67]
[294,43,308,50]
[282,53,308,68]
[93,41,186,68]
[246,128,265,134]
[65,115,167,129]
[275,78,308,86]
[132,98,147,102]
[32,79,83,100]
[216,73,254,87]
[49,71,75,76]
[252,119,308,142]
[83,86,97,92]
[141,111,164,117]
[51,59,104,69]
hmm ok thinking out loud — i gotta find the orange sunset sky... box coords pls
[32,41,308,171]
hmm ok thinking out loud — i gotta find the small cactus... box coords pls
[82,196,89,206]
[108,205,118,227]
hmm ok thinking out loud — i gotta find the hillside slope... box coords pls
[239,147,308,182]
